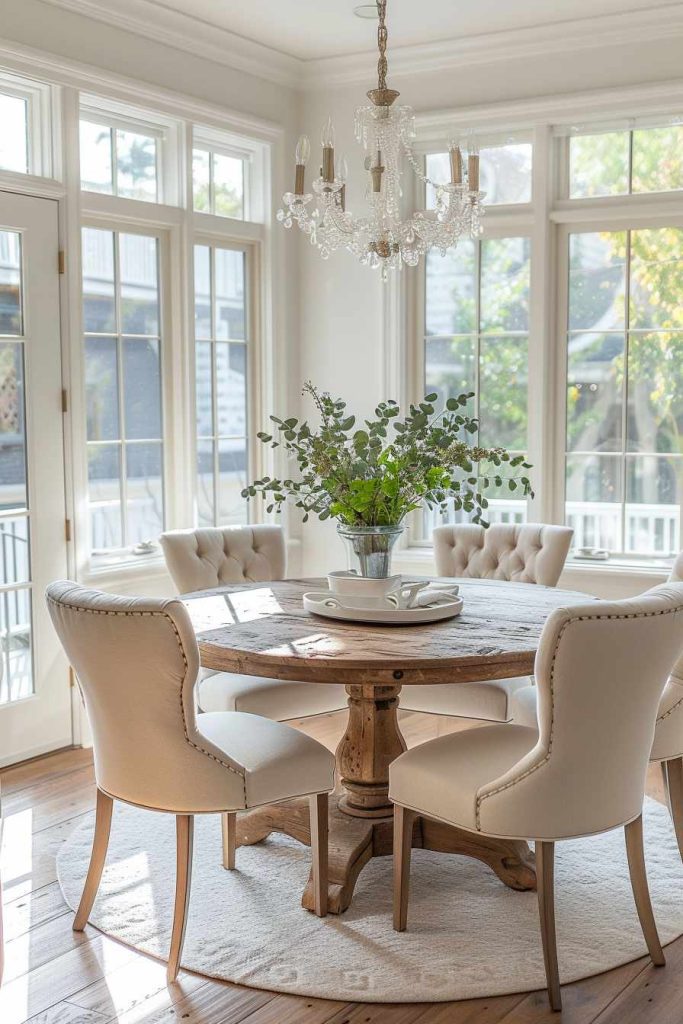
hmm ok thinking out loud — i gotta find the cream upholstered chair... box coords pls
[161,526,346,720]
[513,553,683,853]
[390,584,683,1011]
[0,781,3,987]
[400,523,574,722]
[46,581,335,983]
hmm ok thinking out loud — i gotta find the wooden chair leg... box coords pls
[309,793,328,918]
[74,789,114,932]
[664,757,683,861]
[167,814,194,984]
[221,812,236,870]
[536,841,562,1012]
[625,815,665,967]
[393,805,415,932]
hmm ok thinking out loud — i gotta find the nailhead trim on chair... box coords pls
[475,604,683,829]
[46,595,248,803]
[656,688,683,723]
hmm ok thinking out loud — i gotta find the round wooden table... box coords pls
[184,576,593,914]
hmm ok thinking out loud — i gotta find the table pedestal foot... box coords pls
[234,795,535,914]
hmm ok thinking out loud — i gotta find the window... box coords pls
[82,227,164,560]
[0,93,28,174]
[423,235,531,532]
[80,117,159,201]
[192,146,246,219]
[0,72,54,178]
[569,123,683,198]
[565,227,683,558]
[426,139,532,207]
[194,243,249,526]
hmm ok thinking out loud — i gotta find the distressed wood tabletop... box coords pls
[184,576,594,686]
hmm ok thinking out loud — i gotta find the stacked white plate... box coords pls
[303,572,463,625]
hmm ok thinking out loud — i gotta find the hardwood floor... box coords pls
[0,710,680,1024]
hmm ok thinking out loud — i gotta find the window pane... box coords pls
[123,339,161,439]
[215,248,245,340]
[116,129,158,202]
[216,342,246,437]
[627,332,683,454]
[88,444,122,550]
[629,228,683,330]
[82,227,115,333]
[119,233,159,335]
[85,337,119,441]
[0,587,33,704]
[566,453,623,552]
[195,341,213,436]
[194,246,212,339]
[126,442,163,543]
[567,333,624,453]
[569,232,626,332]
[79,121,113,194]
[632,126,683,194]
[480,237,530,333]
[479,336,528,449]
[425,336,476,415]
[197,439,214,526]
[213,153,244,218]
[425,243,476,336]
[625,455,682,556]
[218,439,247,524]
[0,516,29,586]
[569,132,629,198]
[479,143,532,205]
[426,145,532,207]
[0,343,27,510]
[193,148,210,212]
[0,94,28,174]
[0,231,22,336]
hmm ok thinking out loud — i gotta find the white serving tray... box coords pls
[302,591,464,625]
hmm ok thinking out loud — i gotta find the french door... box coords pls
[0,191,71,766]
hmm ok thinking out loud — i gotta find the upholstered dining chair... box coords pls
[160,525,347,721]
[513,552,683,858]
[46,581,335,983]
[400,523,574,723]
[390,584,683,1011]
[0,780,4,986]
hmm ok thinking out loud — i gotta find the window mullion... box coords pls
[621,229,632,556]
[113,231,127,549]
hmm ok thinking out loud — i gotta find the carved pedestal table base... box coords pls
[234,681,536,914]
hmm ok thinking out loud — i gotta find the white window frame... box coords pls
[398,89,683,585]
[0,69,57,180]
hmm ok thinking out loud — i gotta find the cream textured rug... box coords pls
[57,797,683,1003]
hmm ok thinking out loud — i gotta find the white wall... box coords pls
[295,37,683,582]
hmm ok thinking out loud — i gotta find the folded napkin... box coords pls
[411,585,460,608]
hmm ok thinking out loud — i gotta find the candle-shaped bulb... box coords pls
[295,134,310,166]
[467,136,480,192]
[338,154,349,183]
[321,116,335,149]
[448,138,463,185]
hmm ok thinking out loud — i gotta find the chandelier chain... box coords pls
[377,0,388,92]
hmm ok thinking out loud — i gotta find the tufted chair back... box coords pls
[433,523,573,587]
[477,583,683,839]
[647,552,683,761]
[160,525,286,594]
[46,581,245,812]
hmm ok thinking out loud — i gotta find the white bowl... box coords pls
[327,571,402,598]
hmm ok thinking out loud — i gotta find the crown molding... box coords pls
[38,0,301,89]
[35,0,683,92]
[308,6,683,87]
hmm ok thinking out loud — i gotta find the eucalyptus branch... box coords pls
[243,382,533,528]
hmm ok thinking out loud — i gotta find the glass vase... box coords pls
[337,524,405,579]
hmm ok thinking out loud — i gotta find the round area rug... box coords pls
[57,797,683,1003]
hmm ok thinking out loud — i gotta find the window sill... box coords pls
[81,553,170,589]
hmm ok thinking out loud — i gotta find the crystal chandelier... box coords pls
[277,0,484,280]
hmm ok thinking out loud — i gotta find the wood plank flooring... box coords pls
[0,710,679,1024]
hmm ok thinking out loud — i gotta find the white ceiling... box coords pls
[149,0,680,60]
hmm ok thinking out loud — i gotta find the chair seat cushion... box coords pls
[197,711,335,809]
[399,677,529,722]
[197,670,348,721]
[389,724,538,832]
[510,684,539,729]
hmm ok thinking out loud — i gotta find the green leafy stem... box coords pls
[242,381,533,527]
